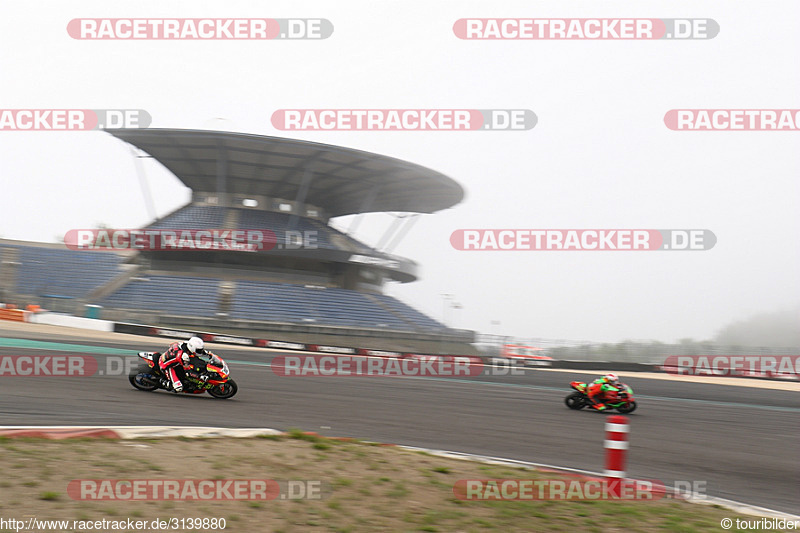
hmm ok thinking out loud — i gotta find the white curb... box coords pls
[396,445,800,522]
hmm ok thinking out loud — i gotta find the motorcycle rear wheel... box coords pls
[129,364,159,392]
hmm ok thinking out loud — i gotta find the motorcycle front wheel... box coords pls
[616,401,637,414]
[208,379,238,399]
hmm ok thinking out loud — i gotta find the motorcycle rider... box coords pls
[159,336,209,392]
[586,372,622,411]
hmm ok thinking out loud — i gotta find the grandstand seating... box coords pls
[0,217,444,333]
[148,205,226,230]
[100,275,220,317]
[94,276,446,331]
[372,294,446,331]
[236,209,372,253]
[2,244,123,298]
[237,209,324,246]
[231,280,410,329]
[149,205,374,253]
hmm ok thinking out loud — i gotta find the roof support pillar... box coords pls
[347,184,381,235]
[216,139,229,207]
[384,214,420,253]
[289,165,315,230]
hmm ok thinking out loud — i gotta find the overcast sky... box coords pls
[1,1,798,343]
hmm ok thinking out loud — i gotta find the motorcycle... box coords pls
[564,380,637,414]
[129,351,238,399]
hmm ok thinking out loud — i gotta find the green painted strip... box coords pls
[0,336,279,364]
[0,337,134,355]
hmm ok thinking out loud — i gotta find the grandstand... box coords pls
[0,129,474,353]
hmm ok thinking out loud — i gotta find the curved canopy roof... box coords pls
[106,128,464,217]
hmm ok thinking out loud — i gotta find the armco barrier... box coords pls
[110,322,797,382]
[549,361,657,372]
[549,360,798,381]
[113,322,442,361]
[489,358,798,382]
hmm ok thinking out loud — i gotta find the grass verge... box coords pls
[0,434,790,532]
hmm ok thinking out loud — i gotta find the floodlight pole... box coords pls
[440,293,453,324]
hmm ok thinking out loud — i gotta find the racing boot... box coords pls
[164,366,183,392]
[170,377,183,393]
[590,402,607,411]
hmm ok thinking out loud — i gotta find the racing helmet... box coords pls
[186,336,204,354]
[604,372,619,384]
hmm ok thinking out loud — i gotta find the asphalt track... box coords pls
[0,326,797,514]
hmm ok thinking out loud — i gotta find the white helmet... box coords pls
[604,373,619,383]
[186,336,204,354]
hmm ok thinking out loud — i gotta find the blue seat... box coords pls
[148,205,226,230]
[4,244,123,298]
[231,281,416,330]
[100,276,220,317]
[372,294,447,331]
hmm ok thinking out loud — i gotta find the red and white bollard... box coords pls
[604,415,629,497]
